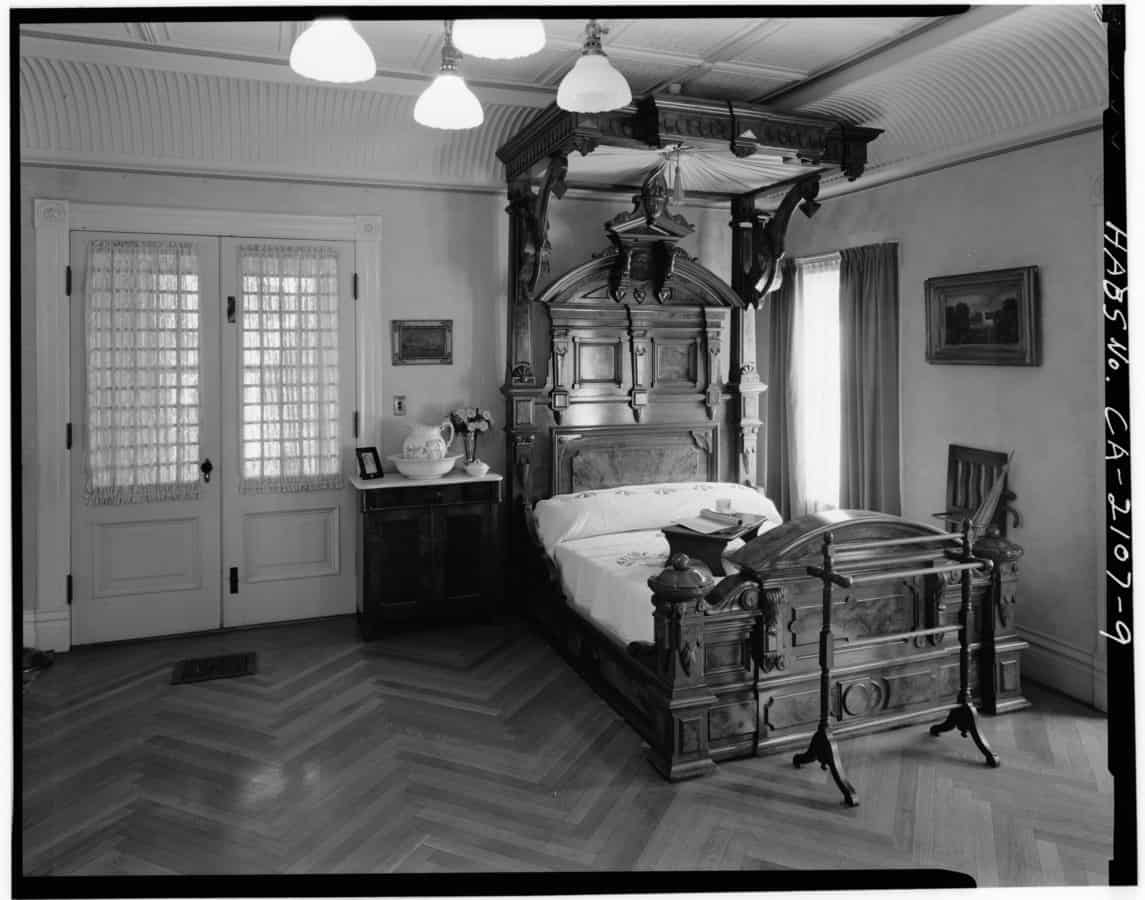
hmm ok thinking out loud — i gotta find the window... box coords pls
[83,240,202,504]
[790,253,841,513]
[238,244,343,493]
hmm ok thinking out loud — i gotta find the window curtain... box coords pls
[239,244,344,494]
[838,243,901,513]
[765,258,796,519]
[788,255,841,516]
[84,240,202,505]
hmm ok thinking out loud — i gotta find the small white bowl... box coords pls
[464,460,490,478]
[389,454,461,480]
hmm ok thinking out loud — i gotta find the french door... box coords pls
[69,231,357,644]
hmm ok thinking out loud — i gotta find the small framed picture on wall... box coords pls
[392,319,453,365]
[355,446,384,480]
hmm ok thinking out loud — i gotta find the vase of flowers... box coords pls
[449,407,494,467]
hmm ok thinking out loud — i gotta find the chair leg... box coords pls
[794,726,860,807]
[931,701,1000,767]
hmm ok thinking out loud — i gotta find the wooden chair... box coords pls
[935,444,1021,537]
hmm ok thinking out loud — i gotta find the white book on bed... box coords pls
[674,515,730,534]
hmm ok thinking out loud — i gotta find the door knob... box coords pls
[200,458,214,483]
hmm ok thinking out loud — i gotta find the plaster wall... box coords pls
[18,166,729,618]
[765,131,1106,706]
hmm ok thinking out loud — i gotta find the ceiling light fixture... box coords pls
[452,19,546,59]
[414,21,484,130]
[557,19,631,113]
[289,18,376,84]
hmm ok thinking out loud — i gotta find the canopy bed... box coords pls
[495,93,1029,781]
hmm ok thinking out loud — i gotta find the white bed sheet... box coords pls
[551,529,748,646]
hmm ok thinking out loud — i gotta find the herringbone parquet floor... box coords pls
[19,616,1114,884]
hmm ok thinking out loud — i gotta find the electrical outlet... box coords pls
[393,395,407,416]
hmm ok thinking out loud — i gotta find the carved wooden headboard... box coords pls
[552,424,719,495]
[502,169,757,508]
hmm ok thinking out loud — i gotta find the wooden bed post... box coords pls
[501,149,577,517]
[647,554,719,780]
[729,196,765,487]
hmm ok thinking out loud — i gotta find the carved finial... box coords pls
[671,553,691,571]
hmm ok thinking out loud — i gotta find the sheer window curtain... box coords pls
[84,240,202,505]
[239,244,344,494]
[788,254,842,516]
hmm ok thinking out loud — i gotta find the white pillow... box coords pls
[533,481,783,555]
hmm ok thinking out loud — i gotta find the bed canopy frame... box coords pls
[497,93,881,512]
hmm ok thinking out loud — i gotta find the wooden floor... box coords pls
[20,615,1113,885]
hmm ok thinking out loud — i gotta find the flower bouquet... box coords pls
[449,407,495,466]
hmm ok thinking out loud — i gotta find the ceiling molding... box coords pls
[18,33,558,107]
[18,10,1107,206]
[759,6,1024,106]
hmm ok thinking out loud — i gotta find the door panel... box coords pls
[242,506,341,582]
[219,238,357,627]
[70,232,222,644]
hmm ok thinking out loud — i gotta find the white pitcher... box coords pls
[401,420,455,460]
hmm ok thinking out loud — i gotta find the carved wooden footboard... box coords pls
[519,503,1029,782]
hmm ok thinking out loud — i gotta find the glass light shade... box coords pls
[290,19,376,84]
[452,19,545,59]
[557,53,632,113]
[414,72,484,129]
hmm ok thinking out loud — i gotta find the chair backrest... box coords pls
[945,444,1012,536]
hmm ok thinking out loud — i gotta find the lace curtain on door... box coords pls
[239,244,343,494]
[84,240,202,505]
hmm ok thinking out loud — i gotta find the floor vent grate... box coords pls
[170,651,258,685]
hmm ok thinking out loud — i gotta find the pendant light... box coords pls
[557,19,631,113]
[289,18,376,84]
[452,19,545,59]
[414,21,484,130]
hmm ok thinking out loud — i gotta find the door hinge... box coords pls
[229,567,239,594]
[353,410,360,439]
[65,422,72,450]
[352,272,359,300]
[65,265,72,297]
[66,574,73,606]
[227,296,236,323]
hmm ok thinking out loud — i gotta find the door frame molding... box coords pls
[30,199,382,650]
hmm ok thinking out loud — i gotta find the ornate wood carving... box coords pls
[505,177,537,390]
[703,574,759,614]
[604,169,695,304]
[496,96,880,189]
[743,174,822,303]
[511,431,537,501]
[633,96,880,180]
[495,104,613,182]
[702,307,725,420]
[729,198,766,486]
[647,553,718,779]
[688,429,711,456]
[551,424,717,495]
[549,324,571,423]
[790,582,915,648]
[627,309,652,422]
[536,250,742,309]
[511,153,570,302]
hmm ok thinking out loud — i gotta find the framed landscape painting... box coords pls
[392,319,453,365]
[924,266,1040,366]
